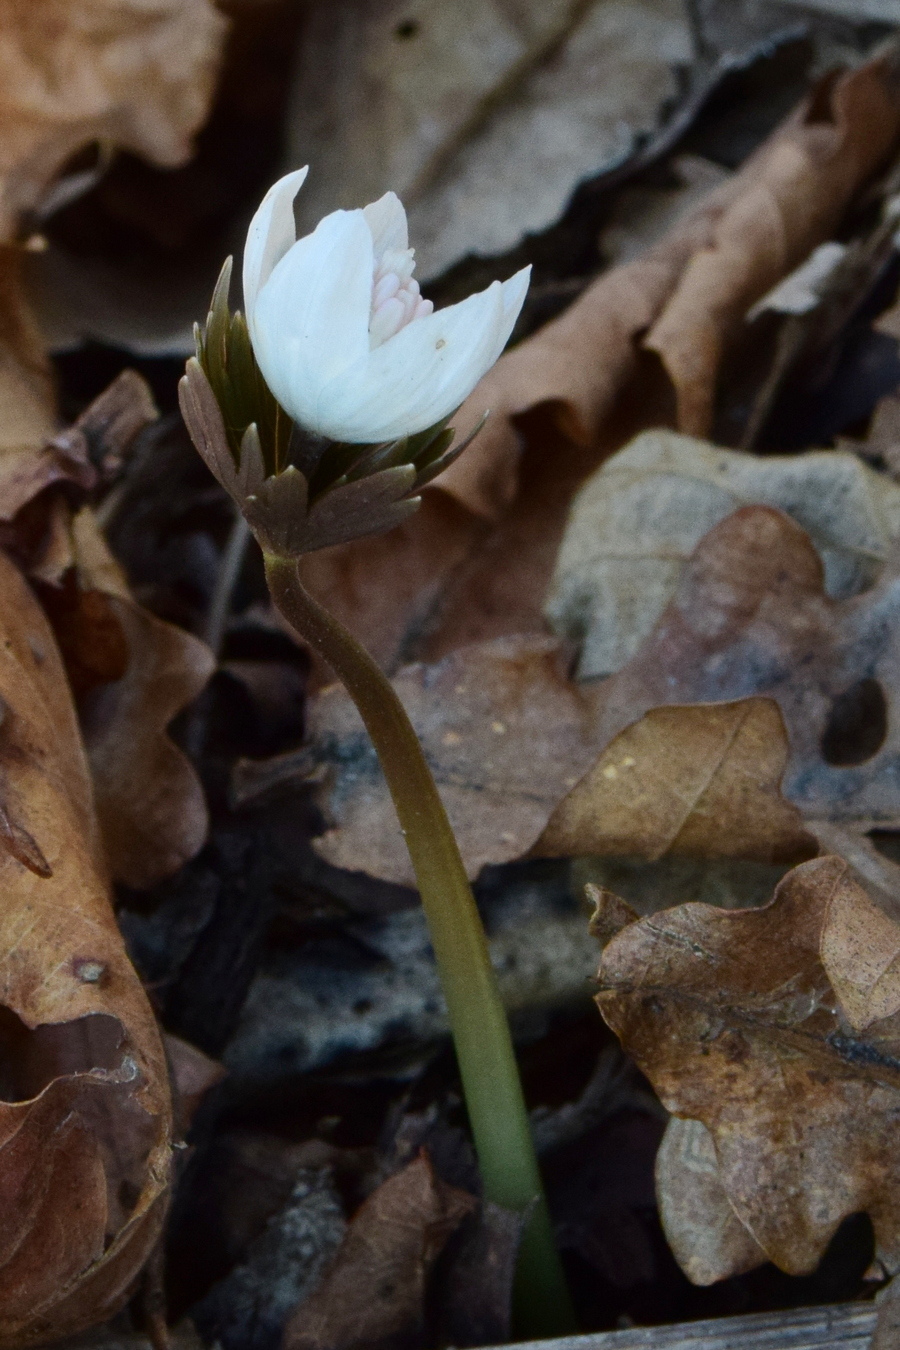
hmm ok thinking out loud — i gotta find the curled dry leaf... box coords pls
[443,41,900,516]
[597,855,900,1278]
[283,1152,476,1350]
[533,698,818,867]
[0,548,171,1345]
[53,509,215,888]
[0,371,216,887]
[0,0,227,240]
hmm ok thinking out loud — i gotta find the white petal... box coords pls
[363,192,408,261]
[243,167,308,334]
[251,208,374,430]
[311,277,517,442]
[500,265,531,323]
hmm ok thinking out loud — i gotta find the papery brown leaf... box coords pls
[654,1116,767,1287]
[162,1032,225,1138]
[578,505,900,833]
[546,429,900,682]
[0,0,227,240]
[446,42,900,507]
[287,0,688,280]
[63,510,215,888]
[447,39,900,510]
[0,548,171,1345]
[283,1152,476,1350]
[533,699,817,866]
[308,650,816,887]
[308,635,603,886]
[597,855,900,1276]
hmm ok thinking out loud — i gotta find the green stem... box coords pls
[265,553,575,1337]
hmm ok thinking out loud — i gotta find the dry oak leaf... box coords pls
[654,1116,768,1287]
[0,0,227,241]
[579,504,900,832]
[546,429,900,680]
[0,547,171,1345]
[533,698,818,868]
[596,855,900,1276]
[307,642,815,887]
[442,41,900,522]
[308,634,604,887]
[283,1152,476,1350]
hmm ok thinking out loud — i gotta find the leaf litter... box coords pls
[11,5,900,1349]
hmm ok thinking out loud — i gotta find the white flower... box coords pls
[242,169,530,444]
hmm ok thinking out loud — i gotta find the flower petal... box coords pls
[251,209,374,430]
[310,267,530,442]
[243,167,308,333]
[363,192,408,261]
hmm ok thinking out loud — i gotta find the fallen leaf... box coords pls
[162,1032,225,1137]
[308,634,600,886]
[64,509,215,888]
[572,504,900,834]
[0,0,227,240]
[431,1202,526,1349]
[654,1116,768,1286]
[596,855,900,1276]
[533,698,817,866]
[0,547,171,1344]
[283,1152,476,1350]
[444,43,900,518]
[308,634,816,885]
[284,0,689,280]
[546,428,900,680]
[0,369,216,888]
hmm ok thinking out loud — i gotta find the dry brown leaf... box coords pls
[576,505,900,834]
[533,699,817,866]
[546,429,900,681]
[654,1116,767,1287]
[283,1152,476,1350]
[0,371,216,888]
[443,43,900,518]
[0,547,171,1345]
[308,634,600,886]
[286,0,689,279]
[58,509,215,888]
[0,0,227,240]
[162,1033,225,1137]
[597,855,900,1277]
[308,645,816,886]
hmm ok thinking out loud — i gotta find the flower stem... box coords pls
[265,553,575,1337]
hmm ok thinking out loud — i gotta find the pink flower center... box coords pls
[369,246,433,348]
